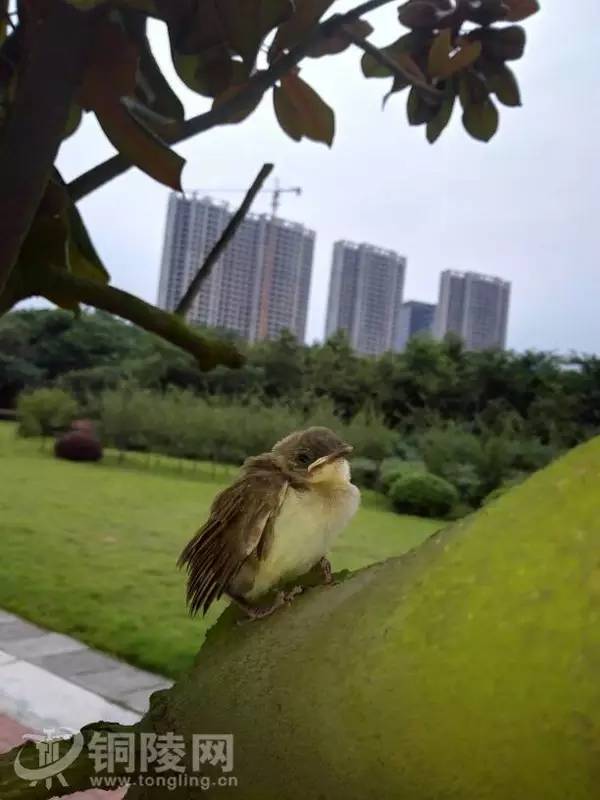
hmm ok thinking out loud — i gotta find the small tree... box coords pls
[16,387,78,438]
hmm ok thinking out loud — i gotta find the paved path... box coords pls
[0,609,172,732]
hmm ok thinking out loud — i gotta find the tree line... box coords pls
[3,308,598,447]
[4,308,599,515]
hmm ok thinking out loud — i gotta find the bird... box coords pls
[178,426,360,621]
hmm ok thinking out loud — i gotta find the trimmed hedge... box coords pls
[389,471,459,518]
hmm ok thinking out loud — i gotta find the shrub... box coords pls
[379,458,426,493]
[17,388,78,438]
[388,472,459,518]
[349,457,378,489]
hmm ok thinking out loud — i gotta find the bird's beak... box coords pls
[308,444,353,473]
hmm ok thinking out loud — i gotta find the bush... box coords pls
[349,457,378,489]
[17,388,78,438]
[388,472,459,518]
[379,458,426,493]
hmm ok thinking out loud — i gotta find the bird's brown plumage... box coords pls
[178,453,308,615]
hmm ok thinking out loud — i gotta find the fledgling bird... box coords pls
[178,427,360,621]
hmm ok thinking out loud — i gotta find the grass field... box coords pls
[0,423,442,678]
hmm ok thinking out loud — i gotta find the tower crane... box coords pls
[192,178,302,218]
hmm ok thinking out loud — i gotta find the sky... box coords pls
[52,1,600,354]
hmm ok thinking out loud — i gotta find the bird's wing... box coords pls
[178,469,289,615]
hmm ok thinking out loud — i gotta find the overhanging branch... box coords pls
[176,162,273,317]
[33,268,244,370]
[68,0,422,202]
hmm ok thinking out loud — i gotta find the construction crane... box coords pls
[192,178,302,218]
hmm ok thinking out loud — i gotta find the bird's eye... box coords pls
[297,451,312,467]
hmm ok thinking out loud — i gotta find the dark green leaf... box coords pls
[458,70,490,109]
[407,86,439,125]
[426,83,456,143]
[273,74,335,145]
[462,97,499,141]
[486,64,521,107]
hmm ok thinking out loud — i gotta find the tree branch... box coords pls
[68,0,419,202]
[341,23,437,94]
[175,162,273,317]
[33,268,244,370]
[0,2,93,296]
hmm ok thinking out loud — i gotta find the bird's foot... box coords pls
[319,556,336,586]
[233,586,303,625]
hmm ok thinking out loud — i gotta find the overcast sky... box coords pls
[54,1,600,354]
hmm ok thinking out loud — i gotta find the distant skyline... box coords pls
[47,1,600,354]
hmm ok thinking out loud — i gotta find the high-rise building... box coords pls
[325,241,406,356]
[396,301,436,351]
[433,270,510,350]
[157,193,315,343]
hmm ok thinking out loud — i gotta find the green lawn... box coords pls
[0,423,442,678]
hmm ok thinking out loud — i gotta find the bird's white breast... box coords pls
[246,466,360,600]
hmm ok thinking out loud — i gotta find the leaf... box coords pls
[212,81,263,124]
[462,97,499,141]
[67,203,110,285]
[137,34,184,125]
[382,75,410,107]
[361,32,429,79]
[486,64,521,107]
[398,1,443,29]
[477,25,526,62]
[464,0,507,25]
[79,18,138,107]
[221,0,294,68]
[271,0,335,56]
[65,0,158,10]
[504,0,540,22]
[79,18,184,189]
[428,30,482,79]
[406,86,439,125]
[427,82,456,143]
[0,1,6,47]
[94,100,184,190]
[307,19,374,58]
[172,47,246,98]
[458,70,490,109]
[273,74,334,145]
[63,105,83,140]
[427,29,452,77]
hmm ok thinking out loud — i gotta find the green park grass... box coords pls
[0,423,442,678]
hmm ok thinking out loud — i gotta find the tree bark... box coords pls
[0,2,94,296]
